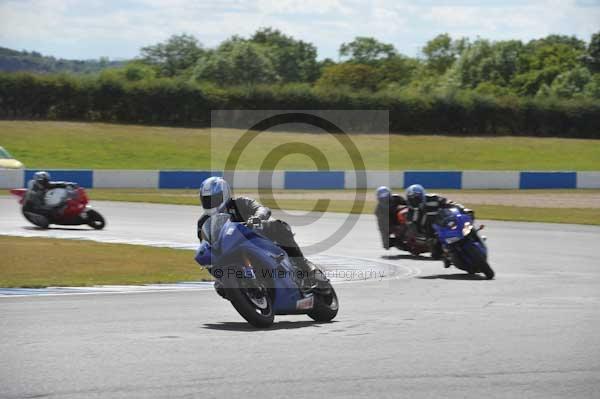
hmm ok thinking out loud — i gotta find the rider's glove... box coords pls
[247,216,262,228]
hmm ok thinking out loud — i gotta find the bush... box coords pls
[0,72,598,137]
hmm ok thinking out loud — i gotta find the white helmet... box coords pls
[199,176,231,215]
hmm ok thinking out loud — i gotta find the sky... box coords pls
[0,0,599,60]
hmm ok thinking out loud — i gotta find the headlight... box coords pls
[462,222,473,236]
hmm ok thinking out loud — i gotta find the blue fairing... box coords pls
[195,219,304,314]
[433,208,487,267]
[195,241,213,266]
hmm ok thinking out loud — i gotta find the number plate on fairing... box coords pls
[296,296,314,310]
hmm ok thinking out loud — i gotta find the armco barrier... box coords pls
[23,169,93,188]
[520,172,577,189]
[284,171,345,189]
[1,169,599,190]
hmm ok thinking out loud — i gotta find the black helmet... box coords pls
[34,171,50,188]
[406,184,426,207]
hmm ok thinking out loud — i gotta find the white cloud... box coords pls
[0,0,598,59]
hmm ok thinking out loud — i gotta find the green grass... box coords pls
[1,121,599,170]
[0,236,210,288]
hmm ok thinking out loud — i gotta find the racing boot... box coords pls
[213,280,226,299]
[430,240,443,260]
[292,257,331,294]
[443,256,452,268]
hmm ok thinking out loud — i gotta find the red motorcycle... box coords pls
[10,187,105,229]
[390,205,433,256]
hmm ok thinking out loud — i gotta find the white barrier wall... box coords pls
[2,169,600,190]
[0,169,23,189]
[224,171,285,189]
[344,171,403,189]
[462,171,520,189]
[577,172,600,188]
[94,170,159,188]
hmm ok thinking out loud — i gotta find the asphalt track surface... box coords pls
[1,197,599,398]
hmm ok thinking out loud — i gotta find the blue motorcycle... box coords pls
[194,213,339,328]
[433,207,495,279]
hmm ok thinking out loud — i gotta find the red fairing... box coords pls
[62,188,89,218]
[11,187,90,220]
[9,188,27,204]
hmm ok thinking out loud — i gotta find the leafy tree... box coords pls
[511,37,586,95]
[583,32,600,73]
[527,34,586,51]
[339,37,396,64]
[193,41,277,86]
[583,74,600,98]
[545,66,592,98]
[377,55,421,88]
[315,63,379,90]
[451,39,524,89]
[140,34,205,77]
[123,62,156,81]
[422,33,468,74]
[250,27,319,82]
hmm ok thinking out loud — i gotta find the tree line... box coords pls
[0,28,599,137]
[0,47,125,74]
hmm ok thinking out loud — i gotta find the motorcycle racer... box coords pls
[374,186,407,250]
[405,184,473,261]
[196,176,328,291]
[23,171,79,219]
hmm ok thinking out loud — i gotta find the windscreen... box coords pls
[201,213,231,244]
[0,147,10,159]
[437,208,458,227]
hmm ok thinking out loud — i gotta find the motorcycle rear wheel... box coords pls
[23,211,49,229]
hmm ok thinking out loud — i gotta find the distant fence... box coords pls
[1,169,599,189]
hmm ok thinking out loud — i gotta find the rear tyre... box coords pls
[23,211,49,229]
[308,283,339,322]
[222,277,274,328]
[86,209,105,230]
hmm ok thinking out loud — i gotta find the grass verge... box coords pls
[3,188,599,225]
[1,121,600,170]
[88,189,600,225]
[0,236,210,288]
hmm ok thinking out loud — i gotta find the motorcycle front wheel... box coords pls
[308,283,339,322]
[223,277,274,328]
[463,243,494,280]
[86,209,106,230]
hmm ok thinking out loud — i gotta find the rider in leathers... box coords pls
[374,186,407,250]
[196,177,327,291]
[405,184,472,263]
[23,171,78,219]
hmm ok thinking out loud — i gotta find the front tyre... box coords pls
[463,243,495,280]
[308,283,339,322]
[86,209,105,230]
[223,277,274,328]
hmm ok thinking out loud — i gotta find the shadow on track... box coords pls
[23,226,91,231]
[381,254,438,261]
[203,320,337,332]
[418,273,488,280]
